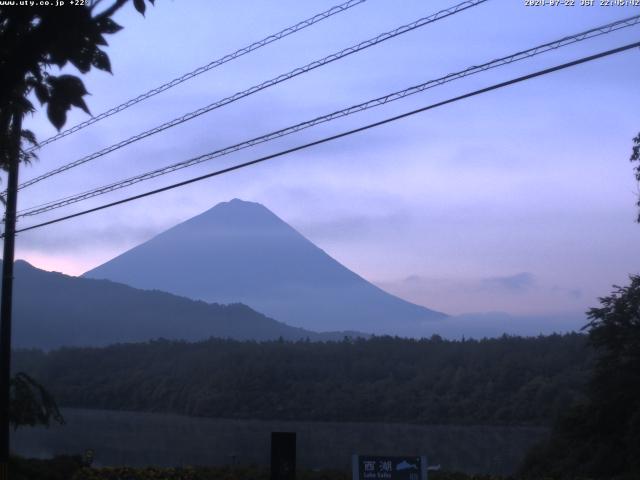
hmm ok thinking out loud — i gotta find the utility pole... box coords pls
[0,112,22,480]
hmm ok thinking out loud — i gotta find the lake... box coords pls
[12,408,548,475]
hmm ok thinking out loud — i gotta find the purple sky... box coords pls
[12,0,640,317]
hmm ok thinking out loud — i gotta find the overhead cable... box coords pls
[17,0,488,190]
[28,0,368,151]
[17,14,640,218]
[12,40,640,236]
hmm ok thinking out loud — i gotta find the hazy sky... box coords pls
[12,0,640,317]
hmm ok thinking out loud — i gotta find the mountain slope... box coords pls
[7,260,355,349]
[85,199,447,333]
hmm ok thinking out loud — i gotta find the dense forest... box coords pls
[14,333,589,426]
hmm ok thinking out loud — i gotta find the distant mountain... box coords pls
[420,311,586,339]
[84,199,447,333]
[7,260,361,350]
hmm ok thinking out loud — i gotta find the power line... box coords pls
[11,41,639,237]
[17,0,488,191]
[17,14,640,218]
[27,0,368,152]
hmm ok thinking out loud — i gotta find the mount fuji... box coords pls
[84,199,447,334]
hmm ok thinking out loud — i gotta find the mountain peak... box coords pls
[0,259,37,271]
[85,199,446,333]
[217,198,263,210]
[190,198,282,229]
[184,199,268,219]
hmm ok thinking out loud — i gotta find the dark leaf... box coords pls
[47,44,70,69]
[94,33,108,47]
[66,42,95,74]
[84,18,110,46]
[92,49,112,73]
[46,75,91,120]
[69,51,93,74]
[34,83,50,105]
[20,129,38,147]
[70,96,91,116]
[133,0,146,15]
[50,75,89,98]
[16,96,35,115]
[96,17,123,34]
[20,149,38,166]
[47,101,67,131]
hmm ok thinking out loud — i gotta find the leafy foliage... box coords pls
[14,333,590,426]
[9,459,523,480]
[9,372,63,430]
[10,455,84,480]
[520,277,640,479]
[631,132,640,223]
[69,466,518,480]
[0,0,155,169]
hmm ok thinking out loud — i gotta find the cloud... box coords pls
[294,212,407,242]
[568,289,583,300]
[375,272,591,317]
[399,272,536,294]
[16,223,159,254]
[480,272,535,293]
[551,285,583,300]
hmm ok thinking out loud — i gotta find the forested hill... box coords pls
[7,260,361,349]
[14,334,591,426]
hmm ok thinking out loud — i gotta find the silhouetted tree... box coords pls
[631,132,640,223]
[0,0,155,439]
[0,0,155,147]
[9,373,63,430]
[521,133,640,478]
[583,276,640,474]
[520,277,640,479]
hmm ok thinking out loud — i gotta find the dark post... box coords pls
[0,113,22,480]
[271,432,296,480]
